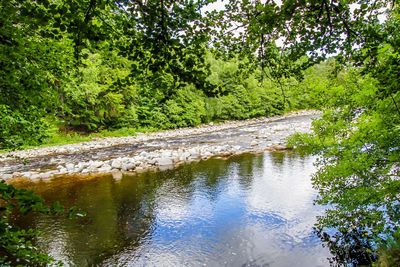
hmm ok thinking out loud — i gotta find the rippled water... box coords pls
[13,152,330,266]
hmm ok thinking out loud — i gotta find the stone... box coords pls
[1,174,13,179]
[21,172,33,178]
[0,111,317,178]
[189,152,200,159]
[203,151,213,158]
[98,165,112,173]
[66,163,75,170]
[161,150,172,158]
[273,144,287,151]
[90,161,103,168]
[111,159,122,169]
[39,172,52,179]
[31,174,41,180]
[58,168,68,174]
[122,162,135,171]
[157,158,174,166]
[75,162,86,172]
[147,159,156,165]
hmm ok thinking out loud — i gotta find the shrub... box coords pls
[0,105,49,149]
[160,85,206,128]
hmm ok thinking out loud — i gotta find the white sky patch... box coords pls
[201,0,226,14]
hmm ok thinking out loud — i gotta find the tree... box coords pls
[209,0,391,104]
[279,2,400,264]
[207,0,399,263]
[0,0,76,148]
[0,0,218,148]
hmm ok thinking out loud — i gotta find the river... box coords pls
[12,151,330,266]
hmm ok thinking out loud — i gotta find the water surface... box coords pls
[14,152,330,266]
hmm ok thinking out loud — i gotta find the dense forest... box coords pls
[0,0,363,150]
[1,0,399,265]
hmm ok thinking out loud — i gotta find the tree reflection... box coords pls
[10,152,325,265]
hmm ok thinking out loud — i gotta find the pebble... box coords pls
[157,158,174,166]
[0,110,319,180]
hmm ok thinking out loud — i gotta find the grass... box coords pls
[0,126,163,153]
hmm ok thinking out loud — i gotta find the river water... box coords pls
[13,152,330,266]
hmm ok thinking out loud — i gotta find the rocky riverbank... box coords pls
[0,110,319,181]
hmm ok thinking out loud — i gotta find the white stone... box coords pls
[188,148,197,155]
[21,172,33,178]
[58,168,67,174]
[31,174,41,180]
[204,151,213,157]
[98,165,112,173]
[91,161,103,168]
[1,174,13,179]
[66,163,75,170]
[75,164,85,172]
[39,172,52,179]
[122,162,135,171]
[157,158,174,166]
[189,151,200,159]
[161,150,172,158]
[111,159,122,169]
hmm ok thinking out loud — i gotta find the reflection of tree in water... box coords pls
[235,153,262,191]
[13,153,315,265]
[188,158,231,201]
[269,151,286,166]
[269,151,311,170]
[13,153,285,266]
[11,174,160,265]
[10,176,119,266]
[10,151,326,265]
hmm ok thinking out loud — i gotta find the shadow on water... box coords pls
[11,151,330,266]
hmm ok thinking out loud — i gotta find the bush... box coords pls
[0,105,49,149]
[163,85,206,128]
[61,50,135,131]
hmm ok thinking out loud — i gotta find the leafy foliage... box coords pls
[2,0,399,263]
[0,0,75,148]
[287,4,400,264]
[0,181,85,265]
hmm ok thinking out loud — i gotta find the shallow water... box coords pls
[13,152,330,266]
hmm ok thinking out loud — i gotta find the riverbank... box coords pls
[0,110,320,181]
